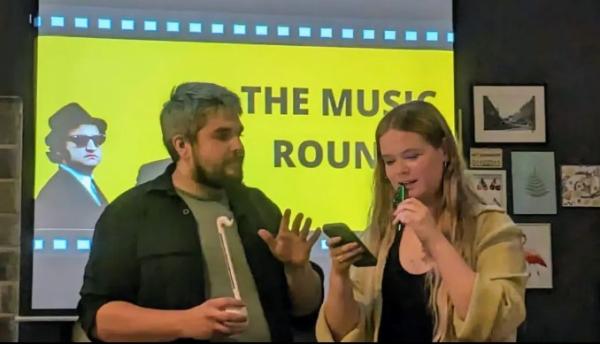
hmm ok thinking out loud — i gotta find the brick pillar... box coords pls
[0,97,22,341]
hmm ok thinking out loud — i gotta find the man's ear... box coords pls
[172,135,189,160]
[58,147,69,164]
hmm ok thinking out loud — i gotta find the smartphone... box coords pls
[322,223,377,267]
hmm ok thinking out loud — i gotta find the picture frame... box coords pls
[473,85,546,143]
[469,147,503,169]
[465,169,507,210]
[518,223,553,289]
[561,165,600,207]
[511,152,557,214]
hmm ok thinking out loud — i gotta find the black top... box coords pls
[77,164,324,342]
[378,229,434,342]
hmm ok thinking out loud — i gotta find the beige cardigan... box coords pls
[316,205,528,342]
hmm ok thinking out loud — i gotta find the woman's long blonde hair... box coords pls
[369,101,482,341]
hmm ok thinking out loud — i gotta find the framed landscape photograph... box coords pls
[473,85,546,143]
[465,169,507,210]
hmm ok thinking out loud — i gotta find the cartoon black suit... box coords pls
[35,167,108,229]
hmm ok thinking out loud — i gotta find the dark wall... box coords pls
[0,0,36,268]
[0,0,35,98]
[0,0,73,341]
[454,0,600,341]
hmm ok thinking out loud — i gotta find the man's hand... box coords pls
[258,209,321,268]
[179,297,248,340]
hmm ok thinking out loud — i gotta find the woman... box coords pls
[316,101,527,341]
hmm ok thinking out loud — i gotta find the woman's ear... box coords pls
[440,137,450,164]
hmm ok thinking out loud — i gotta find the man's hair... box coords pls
[160,82,242,161]
[45,103,107,164]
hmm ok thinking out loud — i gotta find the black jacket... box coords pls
[77,164,323,341]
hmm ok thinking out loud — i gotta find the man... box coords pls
[78,82,324,341]
[35,102,108,229]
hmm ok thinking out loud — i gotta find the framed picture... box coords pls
[469,147,503,169]
[465,169,507,210]
[518,223,553,289]
[561,165,600,207]
[473,85,546,142]
[511,152,557,214]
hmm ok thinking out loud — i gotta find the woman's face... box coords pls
[379,129,446,205]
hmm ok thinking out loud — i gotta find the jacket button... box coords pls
[183,209,190,215]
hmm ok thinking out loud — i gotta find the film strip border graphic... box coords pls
[33,228,94,253]
[32,234,332,253]
[34,6,453,49]
[33,238,91,251]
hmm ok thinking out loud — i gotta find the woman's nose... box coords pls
[394,160,409,175]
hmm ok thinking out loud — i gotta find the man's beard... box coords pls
[192,155,243,189]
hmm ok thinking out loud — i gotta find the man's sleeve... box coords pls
[291,261,325,332]
[77,199,139,340]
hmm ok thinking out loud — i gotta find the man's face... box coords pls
[191,108,245,188]
[65,124,104,170]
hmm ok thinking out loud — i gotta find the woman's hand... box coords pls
[327,237,364,276]
[393,197,441,245]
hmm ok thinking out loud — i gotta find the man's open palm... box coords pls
[258,209,321,268]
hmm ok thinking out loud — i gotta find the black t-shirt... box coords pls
[377,229,434,342]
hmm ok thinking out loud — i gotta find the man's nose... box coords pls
[86,139,97,151]
[231,136,243,152]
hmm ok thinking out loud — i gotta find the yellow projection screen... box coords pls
[27,0,454,312]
